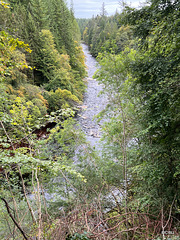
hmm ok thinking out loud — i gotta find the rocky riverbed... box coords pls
[76,44,107,148]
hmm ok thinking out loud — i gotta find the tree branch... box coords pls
[0,197,29,240]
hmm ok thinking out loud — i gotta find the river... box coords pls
[76,44,107,148]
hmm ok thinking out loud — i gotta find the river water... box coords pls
[76,44,107,148]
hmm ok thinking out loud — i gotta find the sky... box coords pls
[66,0,146,18]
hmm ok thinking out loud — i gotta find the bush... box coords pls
[44,88,80,112]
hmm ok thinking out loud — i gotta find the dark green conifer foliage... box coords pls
[82,14,120,56]
[76,18,89,39]
[47,0,73,54]
[28,0,48,30]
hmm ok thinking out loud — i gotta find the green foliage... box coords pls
[116,25,134,52]
[122,0,180,213]
[0,31,31,85]
[45,88,80,112]
[66,232,91,240]
[82,14,134,56]
[3,0,86,102]
[43,118,86,159]
[0,1,12,32]
[1,0,179,238]
[92,0,180,229]
[38,29,74,91]
[76,18,89,39]
[9,96,41,134]
[0,0,86,139]
[0,0,87,239]
[0,114,89,238]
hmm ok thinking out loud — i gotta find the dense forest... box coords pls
[0,0,180,239]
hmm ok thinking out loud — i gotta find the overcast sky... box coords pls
[66,0,146,18]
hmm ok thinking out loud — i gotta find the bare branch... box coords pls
[0,197,29,240]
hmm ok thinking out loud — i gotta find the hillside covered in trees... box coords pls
[0,0,179,239]
[0,0,86,116]
[0,0,88,239]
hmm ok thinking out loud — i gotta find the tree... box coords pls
[100,2,107,17]
[121,0,180,214]
[0,31,31,85]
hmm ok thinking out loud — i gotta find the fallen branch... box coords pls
[0,197,29,240]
